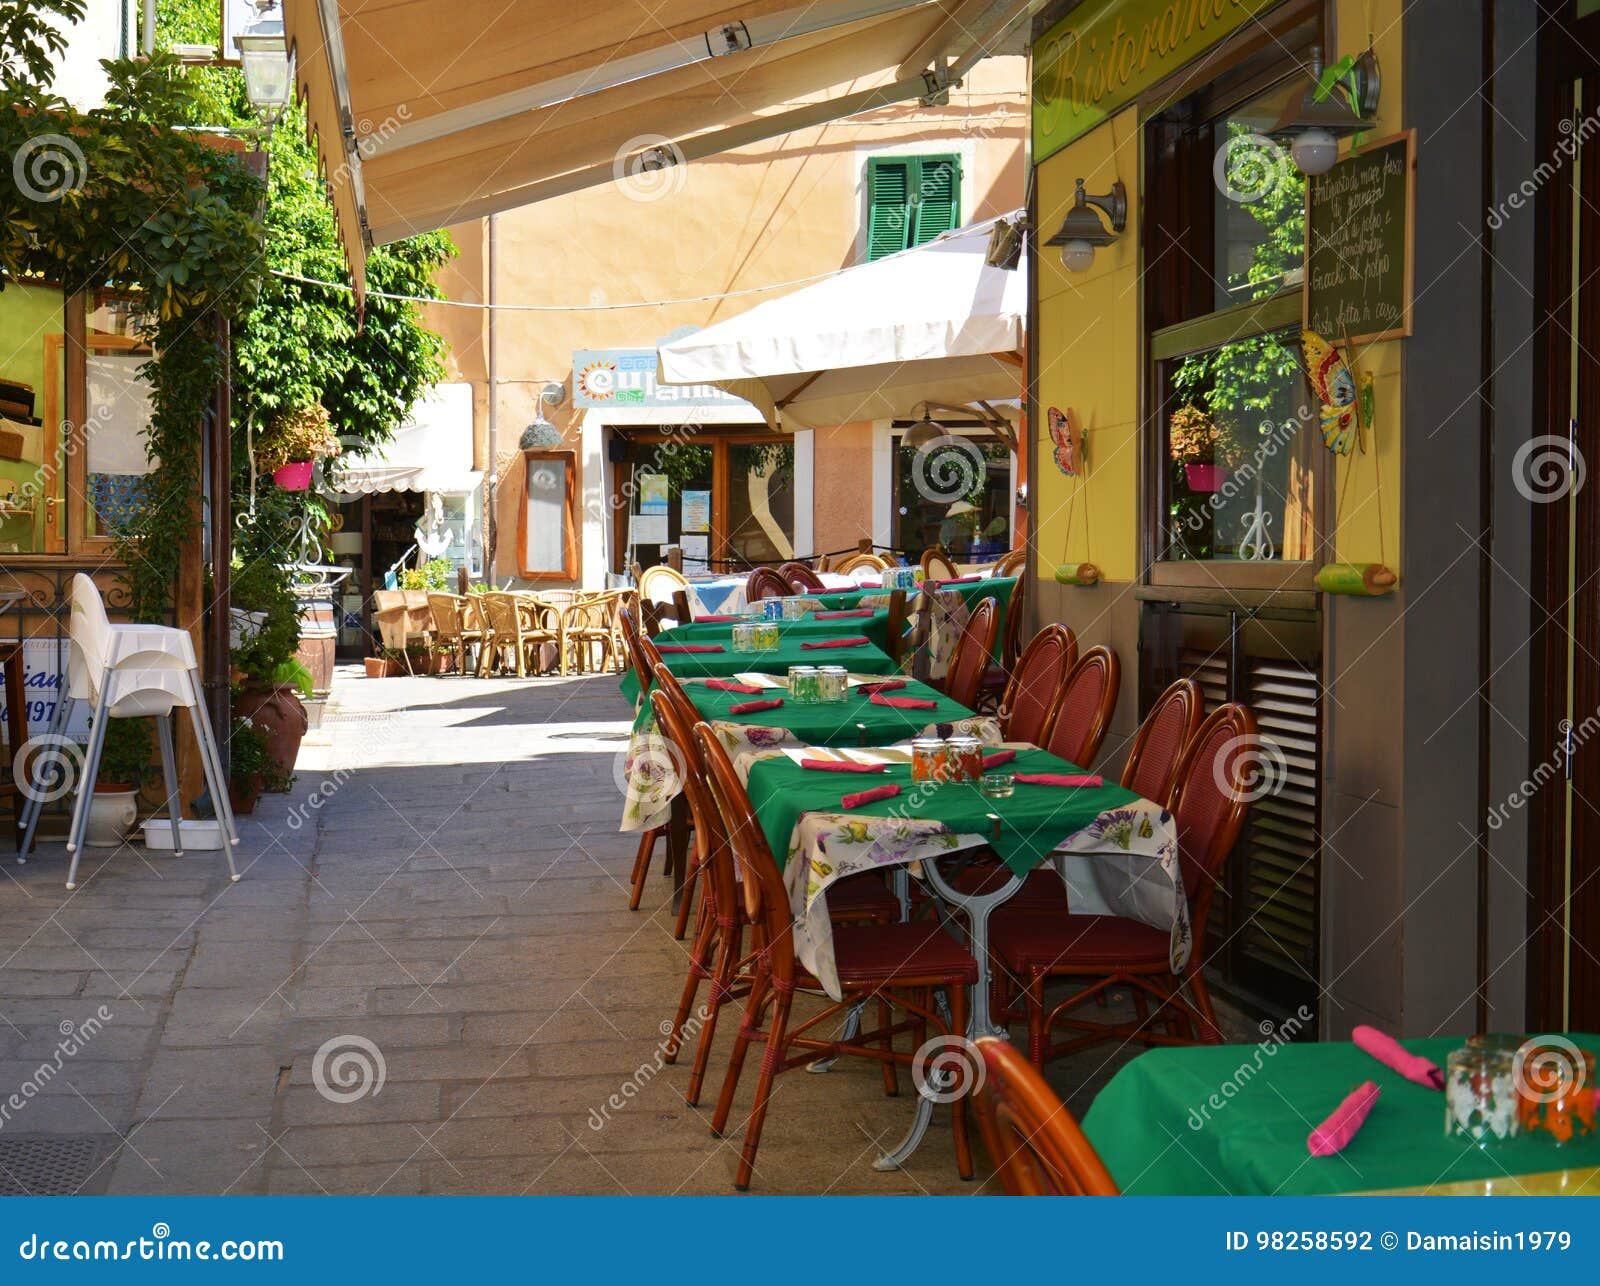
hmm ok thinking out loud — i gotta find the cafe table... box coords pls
[742,742,1182,1170]
[1082,1033,1600,1195]
[619,673,1000,834]
[647,607,895,655]
[618,632,899,706]
[810,575,1016,678]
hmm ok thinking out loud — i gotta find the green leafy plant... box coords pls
[271,657,315,699]
[255,404,339,473]
[229,556,300,685]
[96,719,153,789]
[399,558,451,592]
[229,717,291,794]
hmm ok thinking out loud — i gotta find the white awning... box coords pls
[331,383,481,496]
[656,212,1026,430]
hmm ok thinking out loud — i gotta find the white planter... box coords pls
[85,788,139,847]
[141,819,225,852]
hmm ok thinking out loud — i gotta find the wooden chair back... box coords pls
[1120,678,1205,806]
[998,569,1027,670]
[744,566,790,601]
[972,1038,1120,1195]
[832,551,890,574]
[921,546,959,582]
[638,563,690,603]
[648,688,734,917]
[778,561,826,592]
[883,588,909,665]
[426,592,466,639]
[999,624,1077,744]
[1168,702,1258,945]
[618,606,654,694]
[943,596,999,709]
[1043,646,1121,769]
[671,588,694,624]
[991,547,1027,578]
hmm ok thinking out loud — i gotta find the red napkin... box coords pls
[702,678,761,694]
[841,783,902,809]
[869,692,937,710]
[857,579,882,589]
[933,575,982,587]
[982,750,1017,770]
[1307,1082,1380,1157]
[1352,1025,1445,1090]
[694,614,741,623]
[799,759,887,774]
[1014,772,1103,788]
[801,636,870,649]
[657,644,724,654]
[814,608,874,620]
[728,698,784,715]
[856,679,907,695]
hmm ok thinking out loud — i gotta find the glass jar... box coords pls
[1514,1041,1597,1144]
[730,622,757,654]
[1445,1046,1518,1144]
[818,665,848,703]
[911,737,947,783]
[761,596,785,621]
[947,734,984,782]
[781,595,807,621]
[787,665,820,704]
[980,770,1016,799]
[753,620,780,651]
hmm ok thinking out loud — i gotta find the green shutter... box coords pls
[865,157,912,261]
[910,154,961,246]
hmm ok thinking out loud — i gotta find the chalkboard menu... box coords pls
[1304,131,1415,345]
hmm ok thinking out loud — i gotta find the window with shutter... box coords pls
[864,155,962,261]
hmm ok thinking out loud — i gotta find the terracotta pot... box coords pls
[230,777,261,815]
[86,784,138,847]
[364,656,404,678]
[234,683,308,787]
[272,461,314,490]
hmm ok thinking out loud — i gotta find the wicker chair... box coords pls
[921,546,959,582]
[481,592,556,677]
[1041,646,1121,769]
[778,561,826,592]
[831,550,892,575]
[371,589,435,674]
[426,592,482,675]
[558,594,616,674]
[940,597,999,708]
[972,1038,1120,1194]
[744,566,790,601]
[638,563,690,605]
[991,547,1027,578]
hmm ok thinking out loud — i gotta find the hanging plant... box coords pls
[255,403,339,488]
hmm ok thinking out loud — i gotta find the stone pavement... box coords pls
[0,666,1250,1196]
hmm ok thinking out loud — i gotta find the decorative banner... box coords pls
[572,348,757,410]
[1032,0,1280,163]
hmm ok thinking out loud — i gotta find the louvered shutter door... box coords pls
[865,158,911,260]
[910,155,961,246]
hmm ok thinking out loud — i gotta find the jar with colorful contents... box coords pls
[946,734,983,782]
[761,597,785,620]
[817,665,848,703]
[731,622,757,653]
[1445,1046,1518,1144]
[1514,1041,1597,1144]
[781,596,807,621]
[753,621,780,650]
[787,666,820,704]
[911,737,947,783]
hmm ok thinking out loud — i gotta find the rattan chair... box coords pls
[1041,646,1121,769]
[921,546,959,582]
[940,596,999,708]
[972,1038,1120,1195]
[426,592,483,675]
[638,563,690,605]
[481,592,556,677]
[832,550,892,575]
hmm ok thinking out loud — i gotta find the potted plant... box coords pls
[1169,403,1233,492]
[85,719,151,847]
[228,716,289,815]
[256,405,340,491]
[230,557,310,788]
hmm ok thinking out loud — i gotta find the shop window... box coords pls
[864,155,961,261]
[519,450,576,580]
[890,430,1012,561]
[1146,75,1319,574]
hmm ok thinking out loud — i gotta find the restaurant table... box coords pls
[618,633,899,706]
[743,742,1181,1170]
[811,575,1016,677]
[619,673,1000,833]
[648,608,895,655]
[1082,1033,1600,1195]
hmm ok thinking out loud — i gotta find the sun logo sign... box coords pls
[577,361,618,403]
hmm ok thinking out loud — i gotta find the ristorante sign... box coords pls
[1032,0,1282,162]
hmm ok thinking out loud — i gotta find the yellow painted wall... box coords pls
[1033,108,1142,583]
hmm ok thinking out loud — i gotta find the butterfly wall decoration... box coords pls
[1301,329,1372,456]
[1047,406,1083,476]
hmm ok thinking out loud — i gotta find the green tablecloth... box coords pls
[745,746,1139,873]
[636,674,977,744]
[620,635,897,705]
[1083,1034,1600,1195]
[651,609,893,653]
[815,575,1016,659]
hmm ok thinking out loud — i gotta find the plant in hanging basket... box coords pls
[257,405,339,489]
[1168,404,1237,492]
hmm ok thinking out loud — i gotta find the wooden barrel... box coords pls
[295,597,337,699]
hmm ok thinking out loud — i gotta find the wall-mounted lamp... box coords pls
[1267,44,1380,176]
[233,2,293,129]
[1044,179,1127,273]
[902,401,1008,449]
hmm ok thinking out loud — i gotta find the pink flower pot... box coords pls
[273,461,315,490]
[1184,463,1228,492]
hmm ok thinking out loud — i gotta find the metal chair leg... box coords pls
[180,673,240,880]
[156,714,183,855]
[17,693,73,863]
[64,690,111,889]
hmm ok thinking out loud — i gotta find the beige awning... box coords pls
[281,0,1036,300]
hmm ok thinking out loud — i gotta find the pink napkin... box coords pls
[841,783,902,809]
[801,636,870,649]
[869,693,937,711]
[856,680,907,695]
[1015,772,1103,788]
[1307,1081,1380,1156]
[933,575,982,587]
[814,609,874,620]
[982,750,1017,770]
[1352,1025,1444,1090]
[799,759,887,774]
[657,644,724,654]
[694,614,741,623]
[728,698,784,715]
[702,678,761,694]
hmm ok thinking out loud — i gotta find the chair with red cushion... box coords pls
[744,566,790,601]
[989,703,1259,1066]
[778,561,826,593]
[998,624,1077,744]
[695,723,978,1190]
[971,1037,1120,1195]
[1120,678,1204,805]
[1041,646,1120,769]
[620,608,667,910]
[940,596,999,709]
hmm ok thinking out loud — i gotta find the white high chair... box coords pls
[17,574,241,889]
